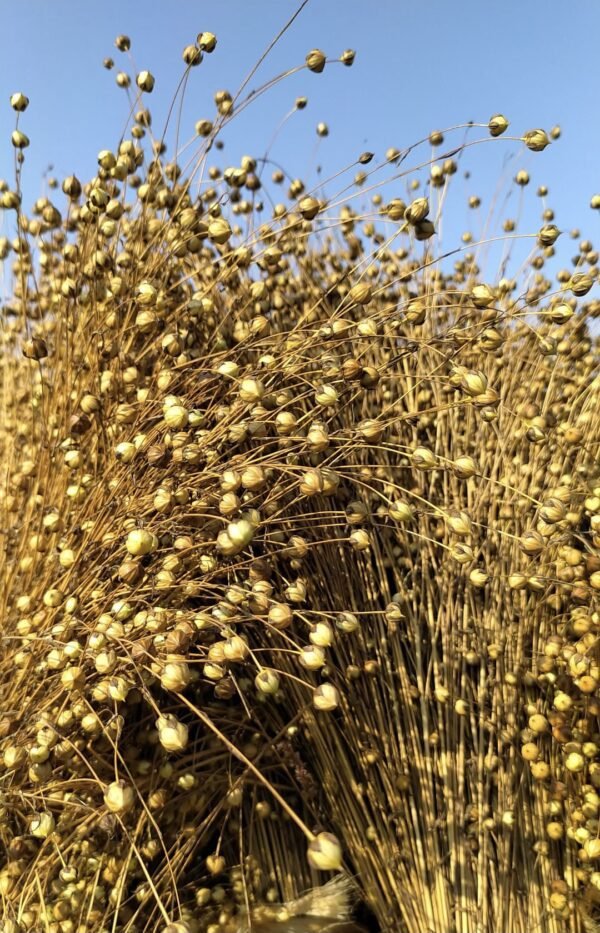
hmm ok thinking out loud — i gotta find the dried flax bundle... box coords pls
[2,14,600,933]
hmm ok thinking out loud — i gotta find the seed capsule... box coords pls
[300,645,326,670]
[306,49,326,73]
[538,224,560,247]
[126,529,158,556]
[565,752,585,773]
[389,501,414,522]
[411,447,437,470]
[136,70,155,92]
[182,44,202,66]
[11,130,30,149]
[160,661,191,692]
[22,337,48,360]
[104,781,135,814]
[198,31,217,52]
[489,113,509,137]
[255,669,280,695]
[313,684,340,711]
[471,283,495,308]
[307,832,342,870]
[405,197,429,224]
[299,196,320,220]
[10,92,29,111]
[157,714,189,752]
[208,217,232,244]
[522,128,550,151]
[29,811,55,838]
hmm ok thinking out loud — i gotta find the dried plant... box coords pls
[1,12,600,933]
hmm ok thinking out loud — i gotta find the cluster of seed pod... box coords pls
[1,25,600,933]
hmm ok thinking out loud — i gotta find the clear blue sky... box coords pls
[1,0,599,278]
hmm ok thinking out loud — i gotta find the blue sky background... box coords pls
[1,0,599,284]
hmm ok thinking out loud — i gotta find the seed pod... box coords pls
[298,196,320,220]
[126,529,158,556]
[307,832,343,870]
[218,518,256,556]
[206,853,225,874]
[222,635,248,662]
[461,370,488,397]
[60,175,81,200]
[585,838,600,860]
[310,622,334,647]
[195,119,213,138]
[565,752,585,773]
[160,661,191,692]
[569,272,594,296]
[413,219,435,240]
[469,567,490,589]
[10,92,29,111]
[549,302,573,324]
[522,129,550,152]
[489,113,509,137]
[315,385,338,407]
[29,811,55,838]
[136,70,155,92]
[446,510,472,536]
[411,447,436,470]
[306,49,326,73]
[336,612,359,634]
[80,394,100,414]
[538,224,560,247]
[157,714,189,752]
[405,197,429,224]
[386,198,406,221]
[10,130,29,149]
[198,31,217,52]
[451,543,474,564]
[164,404,189,429]
[22,337,48,360]
[349,529,370,550]
[182,44,202,66]
[389,501,414,522]
[530,761,550,781]
[452,456,478,478]
[136,281,157,305]
[529,714,548,734]
[520,530,545,555]
[208,217,232,244]
[241,465,266,490]
[104,781,135,814]
[255,669,280,695]
[471,283,495,308]
[546,821,563,840]
[313,684,340,711]
[300,645,326,670]
[540,498,566,523]
[115,441,136,463]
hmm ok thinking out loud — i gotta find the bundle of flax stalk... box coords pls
[1,18,600,933]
